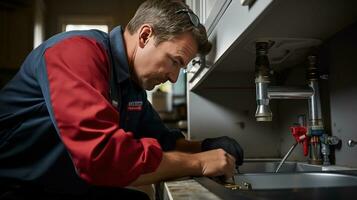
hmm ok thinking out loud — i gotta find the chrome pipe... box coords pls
[255,80,272,121]
[308,80,323,127]
[255,42,272,121]
[306,55,324,165]
[268,86,314,99]
[307,55,323,127]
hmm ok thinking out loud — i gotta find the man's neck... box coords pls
[123,29,136,68]
[123,29,140,87]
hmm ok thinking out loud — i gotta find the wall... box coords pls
[44,0,144,38]
[0,0,144,87]
[0,1,34,86]
[327,22,357,167]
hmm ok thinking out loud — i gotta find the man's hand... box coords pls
[195,149,236,178]
[130,149,236,186]
[201,136,244,166]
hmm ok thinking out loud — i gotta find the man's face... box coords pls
[132,30,198,90]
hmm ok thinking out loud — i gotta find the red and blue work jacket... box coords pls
[0,26,183,191]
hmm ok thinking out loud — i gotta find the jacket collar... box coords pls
[109,26,130,83]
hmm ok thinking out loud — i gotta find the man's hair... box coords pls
[126,0,212,55]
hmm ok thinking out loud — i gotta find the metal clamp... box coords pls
[241,0,256,6]
[192,59,200,66]
[224,182,252,190]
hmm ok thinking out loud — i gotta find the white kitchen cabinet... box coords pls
[186,0,233,89]
[187,0,272,90]
[187,0,357,90]
[186,0,357,160]
[186,0,230,28]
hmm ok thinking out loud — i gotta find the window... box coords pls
[59,15,113,33]
[65,24,109,33]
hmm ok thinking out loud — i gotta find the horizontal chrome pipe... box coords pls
[267,86,314,99]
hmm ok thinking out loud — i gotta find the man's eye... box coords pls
[171,58,179,67]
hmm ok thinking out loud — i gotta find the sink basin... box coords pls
[238,161,322,173]
[233,172,357,190]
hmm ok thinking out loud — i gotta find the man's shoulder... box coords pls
[44,30,110,50]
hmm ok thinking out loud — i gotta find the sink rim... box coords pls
[238,160,357,173]
[238,161,323,173]
[233,171,357,190]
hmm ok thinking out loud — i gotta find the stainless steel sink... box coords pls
[233,172,357,190]
[238,161,322,173]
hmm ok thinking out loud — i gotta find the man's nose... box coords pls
[168,69,180,83]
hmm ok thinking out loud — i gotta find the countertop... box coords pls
[163,179,221,200]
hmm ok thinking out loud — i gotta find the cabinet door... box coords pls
[198,0,219,24]
[185,0,232,87]
[185,0,200,15]
[186,0,232,35]
[201,0,232,36]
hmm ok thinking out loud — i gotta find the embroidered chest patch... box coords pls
[127,101,143,111]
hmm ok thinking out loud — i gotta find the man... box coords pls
[0,0,243,198]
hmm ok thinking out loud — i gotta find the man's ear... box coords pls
[138,24,153,48]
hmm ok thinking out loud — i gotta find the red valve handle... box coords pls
[290,126,309,156]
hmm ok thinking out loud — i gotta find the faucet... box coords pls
[254,41,340,165]
[275,124,308,172]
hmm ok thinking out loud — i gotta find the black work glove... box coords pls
[201,136,244,166]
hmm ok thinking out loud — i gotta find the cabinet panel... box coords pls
[186,0,231,32]
[198,0,217,24]
[201,0,231,36]
[188,0,272,90]
[186,0,233,89]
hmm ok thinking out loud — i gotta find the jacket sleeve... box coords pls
[138,97,184,151]
[41,36,162,187]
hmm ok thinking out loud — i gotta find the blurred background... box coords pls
[0,0,188,132]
